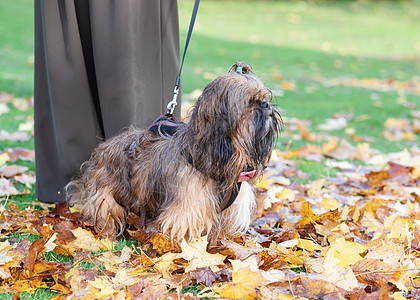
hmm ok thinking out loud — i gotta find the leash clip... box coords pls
[167,85,179,114]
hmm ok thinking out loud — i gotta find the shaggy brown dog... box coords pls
[67,62,280,242]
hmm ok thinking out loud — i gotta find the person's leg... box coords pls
[87,0,180,137]
[34,0,103,203]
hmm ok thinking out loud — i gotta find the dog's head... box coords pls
[185,62,281,185]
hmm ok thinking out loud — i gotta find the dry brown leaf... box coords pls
[351,258,395,286]
[3,147,35,162]
[149,232,181,255]
[293,276,347,300]
[190,267,217,286]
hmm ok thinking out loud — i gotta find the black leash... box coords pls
[167,0,200,114]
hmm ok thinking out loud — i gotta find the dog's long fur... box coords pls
[67,62,280,242]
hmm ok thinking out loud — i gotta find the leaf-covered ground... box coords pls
[1,91,420,299]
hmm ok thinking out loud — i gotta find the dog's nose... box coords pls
[262,101,273,115]
[261,101,270,109]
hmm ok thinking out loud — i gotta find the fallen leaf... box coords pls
[352,258,394,286]
[180,236,226,272]
[87,277,117,298]
[0,130,31,142]
[324,237,367,269]
[190,267,217,286]
[217,266,268,300]
[0,165,28,178]
[0,178,20,196]
[0,153,9,167]
[70,227,113,252]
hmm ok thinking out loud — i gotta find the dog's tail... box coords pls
[66,174,128,238]
[65,131,137,238]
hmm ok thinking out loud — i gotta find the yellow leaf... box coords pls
[321,198,339,210]
[0,153,9,167]
[355,143,372,161]
[153,252,181,278]
[13,278,49,293]
[384,217,413,245]
[324,237,367,268]
[87,277,116,298]
[276,188,296,201]
[297,239,323,252]
[112,268,137,288]
[391,292,408,300]
[322,137,338,155]
[260,286,293,299]
[97,251,123,272]
[71,227,112,252]
[280,80,296,91]
[149,232,181,255]
[255,175,273,189]
[307,179,326,199]
[217,267,268,300]
[180,236,226,272]
[298,202,321,226]
[0,240,13,265]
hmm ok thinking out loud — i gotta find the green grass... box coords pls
[0,289,61,300]
[177,0,420,153]
[0,0,34,97]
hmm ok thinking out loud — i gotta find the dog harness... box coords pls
[129,114,257,212]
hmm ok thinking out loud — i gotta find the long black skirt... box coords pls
[34,0,180,202]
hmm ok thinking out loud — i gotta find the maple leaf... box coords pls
[324,237,367,269]
[180,236,226,272]
[87,277,117,298]
[70,227,113,252]
[153,252,182,277]
[112,268,138,288]
[216,266,268,300]
[298,202,322,226]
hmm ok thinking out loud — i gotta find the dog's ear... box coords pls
[188,85,237,182]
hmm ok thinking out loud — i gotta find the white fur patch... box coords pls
[220,181,255,235]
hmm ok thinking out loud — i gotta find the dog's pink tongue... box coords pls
[237,169,257,182]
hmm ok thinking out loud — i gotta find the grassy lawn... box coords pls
[0,0,419,298]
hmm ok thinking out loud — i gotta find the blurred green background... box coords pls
[1,0,419,153]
